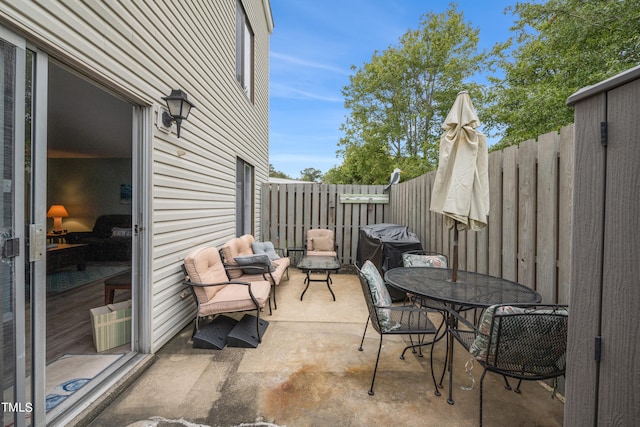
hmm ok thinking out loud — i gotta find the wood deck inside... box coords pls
[45,275,132,363]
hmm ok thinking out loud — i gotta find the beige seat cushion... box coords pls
[184,245,271,317]
[306,229,336,256]
[184,246,230,304]
[198,280,271,317]
[221,234,255,278]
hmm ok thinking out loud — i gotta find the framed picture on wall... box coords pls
[120,184,132,204]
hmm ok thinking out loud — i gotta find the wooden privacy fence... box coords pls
[260,183,390,264]
[389,125,575,304]
[262,125,574,305]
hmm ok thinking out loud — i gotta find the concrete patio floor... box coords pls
[88,268,565,427]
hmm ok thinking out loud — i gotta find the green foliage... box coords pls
[485,0,640,144]
[268,163,291,179]
[299,167,323,182]
[330,3,489,185]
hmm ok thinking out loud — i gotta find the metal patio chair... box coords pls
[356,260,445,396]
[448,303,568,426]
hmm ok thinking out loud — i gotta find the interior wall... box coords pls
[47,158,132,231]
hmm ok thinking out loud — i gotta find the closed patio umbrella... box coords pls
[430,91,489,281]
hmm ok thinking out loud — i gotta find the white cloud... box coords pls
[271,51,350,76]
[271,83,343,102]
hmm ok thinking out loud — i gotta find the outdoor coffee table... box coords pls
[297,255,340,301]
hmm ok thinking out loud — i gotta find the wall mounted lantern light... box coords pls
[162,89,195,138]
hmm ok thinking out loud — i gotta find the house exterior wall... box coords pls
[0,0,273,352]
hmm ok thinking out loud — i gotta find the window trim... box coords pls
[235,1,254,102]
[236,157,254,236]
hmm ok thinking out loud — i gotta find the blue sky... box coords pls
[269,0,517,178]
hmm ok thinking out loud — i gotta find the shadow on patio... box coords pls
[89,268,564,427]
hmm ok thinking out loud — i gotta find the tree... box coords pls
[299,167,323,183]
[269,163,291,179]
[486,0,640,146]
[330,3,489,184]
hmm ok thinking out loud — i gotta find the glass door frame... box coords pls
[0,26,31,427]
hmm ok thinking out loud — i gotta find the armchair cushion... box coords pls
[306,229,337,257]
[402,253,447,268]
[470,305,569,363]
[184,246,233,303]
[234,254,275,274]
[251,241,280,260]
[221,234,256,278]
[360,260,398,332]
[311,236,332,252]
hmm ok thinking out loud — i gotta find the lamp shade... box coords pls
[162,89,194,120]
[47,205,69,218]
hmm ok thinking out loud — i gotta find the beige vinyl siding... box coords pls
[1,0,272,352]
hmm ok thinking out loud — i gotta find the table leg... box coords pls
[300,271,311,300]
[446,307,461,404]
[326,271,336,301]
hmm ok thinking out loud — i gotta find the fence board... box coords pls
[294,184,304,247]
[518,139,537,289]
[502,145,519,281]
[488,151,503,276]
[536,131,559,303]
[558,125,574,304]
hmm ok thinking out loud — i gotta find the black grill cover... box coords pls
[356,223,423,301]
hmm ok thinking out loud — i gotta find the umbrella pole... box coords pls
[452,223,459,282]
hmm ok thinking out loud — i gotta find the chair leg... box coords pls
[359,316,370,351]
[256,310,262,343]
[192,316,199,337]
[272,284,278,310]
[479,369,489,427]
[514,379,523,394]
[368,335,384,396]
[503,375,512,390]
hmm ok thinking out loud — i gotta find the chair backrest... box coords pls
[220,234,256,278]
[471,304,568,379]
[184,246,230,304]
[402,250,448,268]
[356,260,396,333]
[306,229,335,254]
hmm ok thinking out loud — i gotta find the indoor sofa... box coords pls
[66,214,132,261]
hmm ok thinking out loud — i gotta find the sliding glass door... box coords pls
[0,29,30,427]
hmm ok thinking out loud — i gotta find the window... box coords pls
[236,1,253,100]
[236,158,254,236]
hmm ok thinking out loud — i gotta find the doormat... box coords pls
[47,264,130,293]
[44,353,124,412]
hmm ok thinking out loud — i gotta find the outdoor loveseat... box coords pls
[220,234,290,309]
[183,246,271,342]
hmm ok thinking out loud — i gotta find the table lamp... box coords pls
[47,205,69,232]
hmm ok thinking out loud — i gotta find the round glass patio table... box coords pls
[384,267,542,309]
[384,267,542,404]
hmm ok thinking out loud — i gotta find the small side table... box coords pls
[104,271,132,304]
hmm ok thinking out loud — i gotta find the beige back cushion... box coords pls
[220,234,256,278]
[184,246,229,303]
[307,229,335,252]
